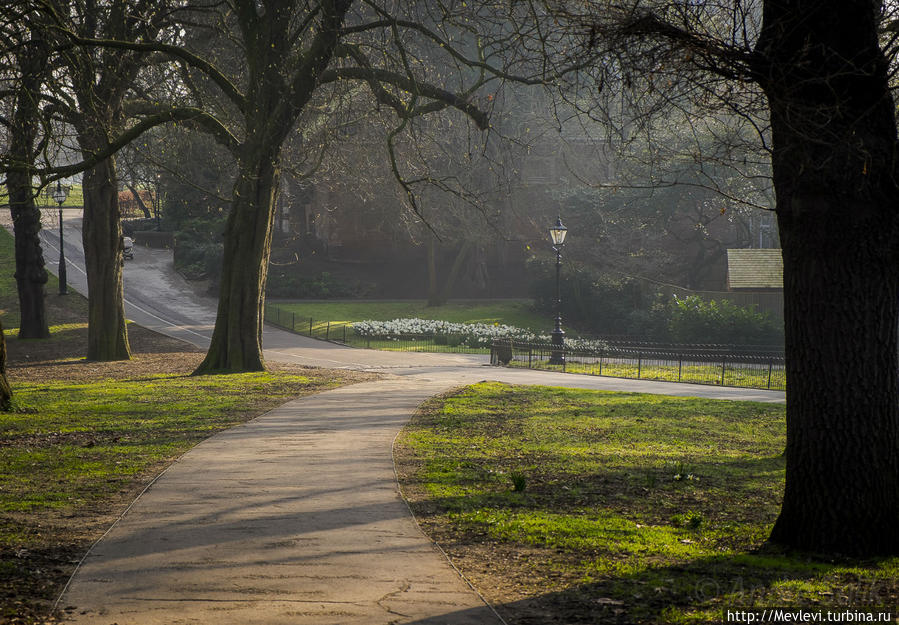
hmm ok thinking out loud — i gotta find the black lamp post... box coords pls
[50,182,69,295]
[154,172,162,231]
[548,216,567,365]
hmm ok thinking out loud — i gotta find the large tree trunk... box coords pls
[8,173,50,340]
[0,319,11,410]
[755,0,899,555]
[8,34,49,340]
[81,157,131,361]
[194,147,279,373]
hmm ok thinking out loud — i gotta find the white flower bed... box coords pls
[352,318,546,348]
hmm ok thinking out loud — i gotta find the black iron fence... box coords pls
[264,306,355,342]
[264,305,786,391]
[491,338,786,391]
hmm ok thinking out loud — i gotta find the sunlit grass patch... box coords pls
[397,383,898,624]
[0,370,340,516]
[515,358,786,391]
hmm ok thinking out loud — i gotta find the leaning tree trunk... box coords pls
[8,171,50,340]
[756,0,899,555]
[0,319,11,410]
[81,157,131,361]
[8,33,49,340]
[194,146,279,374]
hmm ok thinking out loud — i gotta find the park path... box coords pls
[58,375,504,625]
[37,223,783,623]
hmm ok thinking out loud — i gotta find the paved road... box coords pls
[28,220,783,623]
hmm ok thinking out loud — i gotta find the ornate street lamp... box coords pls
[50,181,69,295]
[154,172,162,231]
[548,216,567,365]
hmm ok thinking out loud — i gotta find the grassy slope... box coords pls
[0,185,84,209]
[1,228,20,328]
[397,383,898,624]
[268,299,548,331]
[1,371,345,515]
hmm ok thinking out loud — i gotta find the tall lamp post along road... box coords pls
[548,216,567,365]
[50,182,69,295]
[154,172,162,231]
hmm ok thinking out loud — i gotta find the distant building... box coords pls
[726,249,783,290]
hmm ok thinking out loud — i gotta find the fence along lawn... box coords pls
[265,301,786,392]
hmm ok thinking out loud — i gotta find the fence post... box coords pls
[637,352,642,379]
[767,359,773,390]
[309,317,313,336]
[721,357,727,386]
[343,324,347,343]
[599,351,603,376]
[528,347,532,368]
[326,321,330,340]
[292,311,295,332]
[678,358,682,382]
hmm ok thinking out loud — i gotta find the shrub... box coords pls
[173,217,225,283]
[528,257,650,336]
[667,296,783,345]
[265,271,370,298]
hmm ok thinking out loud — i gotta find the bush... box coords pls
[667,296,783,345]
[528,256,783,344]
[173,217,225,282]
[528,257,654,336]
[265,270,369,298]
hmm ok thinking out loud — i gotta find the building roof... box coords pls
[726,249,783,290]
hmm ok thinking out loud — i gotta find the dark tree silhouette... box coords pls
[555,0,899,555]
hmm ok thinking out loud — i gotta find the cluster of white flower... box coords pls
[563,337,610,351]
[352,318,545,348]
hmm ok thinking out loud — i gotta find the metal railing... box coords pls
[264,305,785,391]
[491,338,786,391]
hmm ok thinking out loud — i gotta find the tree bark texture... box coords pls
[194,145,279,373]
[8,172,50,340]
[754,0,899,555]
[81,157,131,361]
[194,0,351,373]
[8,35,50,340]
[0,319,11,410]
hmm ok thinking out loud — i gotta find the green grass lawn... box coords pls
[1,184,84,209]
[514,358,787,391]
[1,228,18,327]
[266,299,549,331]
[0,371,344,516]
[0,226,373,622]
[0,360,364,623]
[396,383,897,624]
